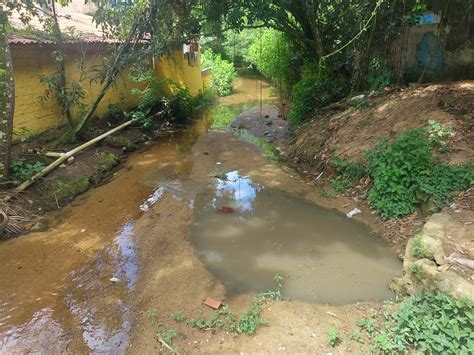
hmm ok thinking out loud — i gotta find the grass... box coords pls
[234,128,280,163]
[209,102,257,130]
[172,275,283,337]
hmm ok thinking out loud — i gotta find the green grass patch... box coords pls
[234,129,280,163]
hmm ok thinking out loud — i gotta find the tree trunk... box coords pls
[0,10,13,180]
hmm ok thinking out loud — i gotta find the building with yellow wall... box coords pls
[9,35,207,141]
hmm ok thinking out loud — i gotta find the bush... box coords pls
[288,72,342,126]
[377,292,473,354]
[365,129,473,218]
[201,49,237,96]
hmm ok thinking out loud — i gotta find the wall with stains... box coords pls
[11,43,205,141]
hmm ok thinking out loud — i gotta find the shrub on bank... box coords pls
[201,49,237,96]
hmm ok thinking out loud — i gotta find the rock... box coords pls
[346,208,362,218]
[266,136,276,143]
[110,277,121,283]
[264,118,273,126]
[350,94,366,102]
[391,213,474,301]
[420,234,445,265]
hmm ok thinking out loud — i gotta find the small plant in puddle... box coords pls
[411,234,432,259]
[258,273,284,300]
[327,327,340,347]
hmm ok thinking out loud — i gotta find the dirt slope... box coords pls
[294,81,473,166]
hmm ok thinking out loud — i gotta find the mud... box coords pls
[1,76,401,353]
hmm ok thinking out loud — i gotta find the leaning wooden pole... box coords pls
[12,119,133,195]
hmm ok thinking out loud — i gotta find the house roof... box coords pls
[8,33,118,46]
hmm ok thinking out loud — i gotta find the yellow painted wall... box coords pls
[11,43,204,141]
[154,49,204,96]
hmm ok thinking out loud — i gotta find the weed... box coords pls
[10,158,45,183]
[238,299,267,335]
[411,234,432,259]
[330,157,367,194]
[349,331,364,343]
[258,273,284,300]
[329,178,351,193]
[365,129,473,218]
[147,308,157,322]
[234,129,280,163]
[172,311,185,322]
[351,97,371,110]
[327,327,340,347]
[357,116,372,127]
[357,316,377,337]
[409,264,424,283]
[155,328,178,353]
[173,276,283,337]
[374,292,473,354]
[427,119,453,145]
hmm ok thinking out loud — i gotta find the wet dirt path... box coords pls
[0,76,401,354]
[0,77,271,353]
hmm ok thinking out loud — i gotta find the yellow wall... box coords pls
[11,43,204,141]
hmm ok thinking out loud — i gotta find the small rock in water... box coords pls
[346,208,362,218]
[264,118,273,126]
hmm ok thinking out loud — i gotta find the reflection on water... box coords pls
[65,221,139,353]
[212,171,263,213]
[192,172,402,304]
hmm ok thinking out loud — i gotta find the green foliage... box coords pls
[155,328,177,346]
[409,264,424,283]
[288,72,342,126]
[210,102,257,130]
[237,299,267,336]
[174,298,266,337]
[427,119,453,153]
[330,157,367,194]
[130,72,197,127]
[234,129,280,163]
[411,234,432,259]
[365,129,473,218]
[258,273,284,300]
[367,58,393,92]
[366,292,474,354]
[244,28,298,96]
[201,49,237,96]
[357,316,377,337]
[10,158,45,183]
[327,327,340,347]
[349,331,364,343]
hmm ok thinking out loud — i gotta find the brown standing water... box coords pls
[0,77,401,353]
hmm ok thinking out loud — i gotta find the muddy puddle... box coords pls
[191,171,402,304]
